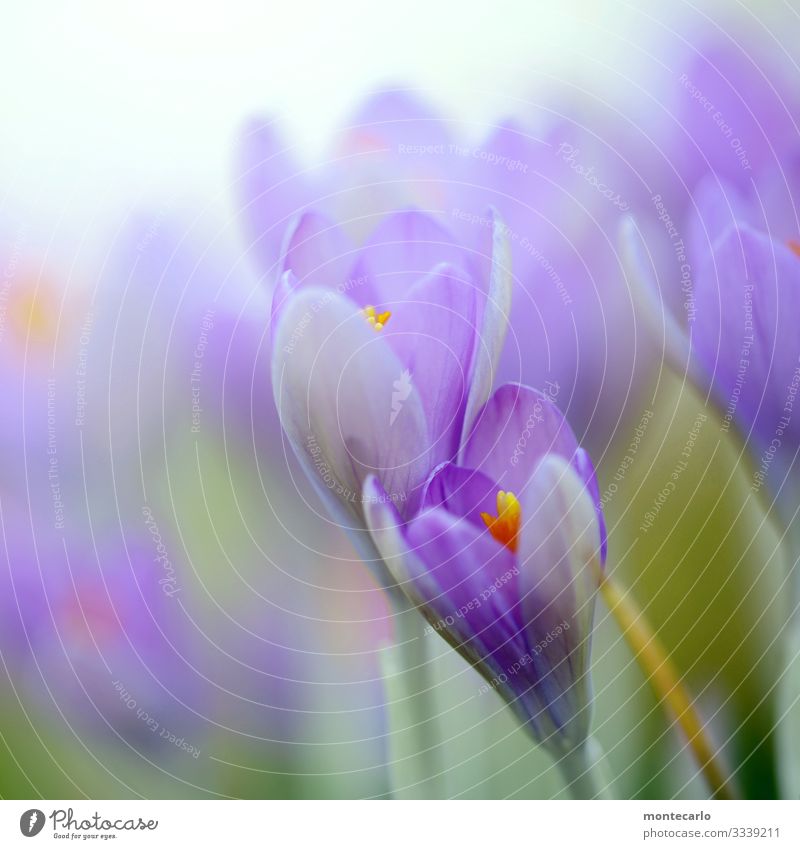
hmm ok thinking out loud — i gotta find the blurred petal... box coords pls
[621,215,693,379]
[327,91,456,225]
[751,150,800,244]
[695,223,800,466]
[688,175,755,267]
[236,118,310,282]
[350,209,473,306]
[674,45,800,188]
[278,210,356,289]
[341,89,452,153]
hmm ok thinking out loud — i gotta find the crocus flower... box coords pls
[237,92,656,456]
[617,39,800,799]
[270,206,511,569]
[236,90,454,279]
[625,146,800,803]
[624,170,800,511]
[248,67,790,458]
[362,383,606,761]
[601,32,800,503]
[649,39,800,202]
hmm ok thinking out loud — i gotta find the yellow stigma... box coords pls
[481,490,521,553]
[363,304,391,331]
[789,239,800,259]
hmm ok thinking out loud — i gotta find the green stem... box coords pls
[596,564,737,799]
[557,737,613,799]
[379,595,441,798]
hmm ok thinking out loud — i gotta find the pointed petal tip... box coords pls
[620,214,692,372]
[458,209,514,450]
[270,269,299,331]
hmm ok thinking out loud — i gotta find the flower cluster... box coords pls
[269,192,607,760]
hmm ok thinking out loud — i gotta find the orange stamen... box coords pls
[480,490,521,553]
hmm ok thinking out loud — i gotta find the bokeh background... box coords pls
[1,0,798,798]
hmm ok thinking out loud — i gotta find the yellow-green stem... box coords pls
[596,565,737,800]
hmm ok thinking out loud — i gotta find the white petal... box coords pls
[518,455,602,659]
[620,215,694,382]
[272,287,431,530]
[459,207,513,455]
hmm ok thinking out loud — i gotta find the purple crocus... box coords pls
[624,123,800,507]
[693,186,800,503]
[618,39,800,798]
[236,90,454,280]
[270,206,511,568]
[601,34,800,504]
[243,65,798,458]
[237,92,655,456]
[363,383,606,761]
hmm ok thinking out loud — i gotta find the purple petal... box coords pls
[319,92,457,238]
[382,262,478,464]
[751,151,800,244]
[366,466,598,750]
[463,383,581,495]
[365,480,521,654]
[674,45,799,188]
[235,118,311,282]
[278,210,356,290]
[405,506,587,748]
[573,447,607,565]
[420,463,499,529]
[339,89,452,151]
[694,224,800,468]
[688,175,755,269]
[450,121,553,248]
[350,209,474,307]
[404,508,522,650]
